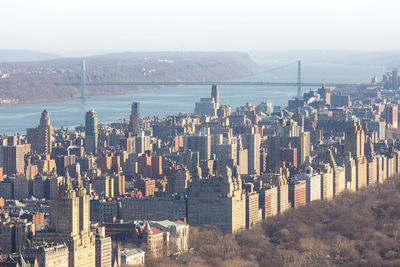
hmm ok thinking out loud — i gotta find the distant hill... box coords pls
[0,50,61,63]
[0,51,257,103]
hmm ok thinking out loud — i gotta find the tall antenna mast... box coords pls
[297,60,302,98]
[81,60,86,98]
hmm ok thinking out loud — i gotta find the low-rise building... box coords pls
[121,248,145,265]
[24,243,69,267]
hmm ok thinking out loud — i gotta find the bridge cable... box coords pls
[252,61,298,76]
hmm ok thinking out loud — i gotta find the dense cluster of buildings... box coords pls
[1,69,400,266]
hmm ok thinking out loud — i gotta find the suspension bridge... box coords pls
[55,60,362,98]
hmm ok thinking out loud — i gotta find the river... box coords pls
[0,61,388,135]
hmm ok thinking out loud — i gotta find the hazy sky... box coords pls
[1,0,400,55]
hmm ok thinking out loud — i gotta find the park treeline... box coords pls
[149,175,400,267]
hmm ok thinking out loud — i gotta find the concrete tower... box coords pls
[344,120,367,191]
[129,101,140,135]
[85,110,98,155]
[246,133,261,175]
[187,166,246,233]
[345,121,365,158]
[26,110,52,154]
[386,104,398,129]
[211,84,220,108]
[39,172,96,267]
[40,110,51,127]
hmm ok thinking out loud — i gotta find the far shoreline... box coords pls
[0,72,258,107]
[0,84,188,107]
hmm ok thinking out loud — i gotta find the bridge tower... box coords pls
[81,60,86,98]
[297,60,301,98]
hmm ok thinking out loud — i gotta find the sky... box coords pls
[1,0,400,56]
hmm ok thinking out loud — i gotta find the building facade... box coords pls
[187,166,246,233]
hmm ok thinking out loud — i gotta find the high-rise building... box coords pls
[13,175,29,200]
[295,167,321,203]
[129,101,140,135]
[0,219,15,253]
[187,166,246,233]
[385,104,398,129]
[184,135,211,161]
[344,121,368,191]
[194,85,219,116]
[26,110,53,155]
[259,185,278,218]
[168,168,191,194]
[376,154,387,183]
[0,179,13,199]
[245,184,261,229]
[151,156,162,178]
[317,84,331,106]
[14,219,35,253]
[34,173,95,267]
[194,98,217,116]
[135,134,151,154]
[280,145,297,168]
[135,178,156,197]
[276,175,290,214]
[216,142,237,164]
[112,173,125,196]
[93,175,114,198]
[246,133,261,175]
[95,236,112,267]
[85,110,98,155]
[55,154,76,176]
[331,94,351,107]
[367,155,377,185]
[120,135,136,154]
[344,154,357,192]
[237,145,248,175]
[393,68,398,89]
[320,164,334,200]
[289,179,306,208]
[322,148,346,196]
[0,218,35,254]
[0,145,25,176]
[268,120,310,171]
[211,84,220,109]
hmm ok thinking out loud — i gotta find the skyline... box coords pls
[2,0,400,55]
[3,1,400,266]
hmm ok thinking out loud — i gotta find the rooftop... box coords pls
[121,248,145,257]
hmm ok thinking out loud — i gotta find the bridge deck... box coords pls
[55,81,361,88]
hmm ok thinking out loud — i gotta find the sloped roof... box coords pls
[155,220,174,228]
[151,227,163,235]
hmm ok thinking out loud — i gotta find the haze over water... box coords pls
[0,60,387,135]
